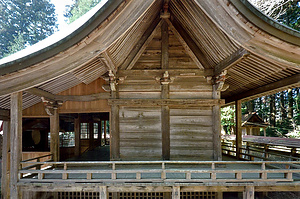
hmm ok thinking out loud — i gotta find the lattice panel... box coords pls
[58,192,99,199]
[108,192,164,199]
[181,192,217,199]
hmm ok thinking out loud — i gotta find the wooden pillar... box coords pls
[50,108,59,162]
[249,127,253,136]
[110,81,120,160]
[89,121,94,149]
[235,100,242,159]
[74,117,80,156]
[10,92,22,199]
[217,192,223,199]
[172,186,180,199]
[104,120,107,145]
[243,186,254,199]
[99,186,108,199]
[263,128,266,137]
[161,19,170,160]
[213,85,222,161]
[98,121,102,146]
[1,120,10,199]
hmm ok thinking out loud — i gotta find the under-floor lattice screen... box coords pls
[181,192,217,199]
[58,192,99,199]
[109,192,164,199]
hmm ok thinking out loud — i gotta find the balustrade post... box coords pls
[161,162,166,179]
[211,163,216,180]
[260,162,267,180]
[112,163,116,180]
[63,163,68,180]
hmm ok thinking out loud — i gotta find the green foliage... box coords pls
[244,88,300,138]
[221,106,235,135]
[65,0,102,24]
[277,1,300,31]
[4,32,26,56]
[249,0,300,31]
[0,0,57,58]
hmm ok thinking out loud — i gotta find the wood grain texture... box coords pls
[119,107,161,160]
[10,92,22,199]
[170,108,214,160]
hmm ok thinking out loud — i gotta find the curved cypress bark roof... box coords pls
[0,0,299,109]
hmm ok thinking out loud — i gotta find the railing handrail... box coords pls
[20,160,300,165]
[21,153,53,162]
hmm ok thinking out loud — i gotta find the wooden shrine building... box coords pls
[242,112,269,136]
[0,0,299,198]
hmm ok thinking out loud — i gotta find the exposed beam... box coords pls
[225,74,300,104]
[214,48,249,76]
[99,51,117,74]
[108,99,225,107]
[0,108,10,120]
[27,88,110,102]
[120,17,161,70]
[118,69,213,78]
[170,18,211,68]
[166,19,204,69]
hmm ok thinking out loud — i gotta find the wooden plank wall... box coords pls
[23,78,110,117]
[119,107,162,160]
[170,108,213,160]
[115,23,216,160]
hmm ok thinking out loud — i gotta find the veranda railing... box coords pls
[19,160,300,183]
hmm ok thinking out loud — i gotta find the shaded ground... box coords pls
[67,145,110,161]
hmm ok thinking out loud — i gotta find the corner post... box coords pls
[50,108,60,161]
[1,120,10,199]
[212,85,222,161]
[10,92,22,199]
[110,71,120,160]
[235,100,242,159]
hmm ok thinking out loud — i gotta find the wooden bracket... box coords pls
[41,97,63,116]
[109,70,118,92]
[156,71,175,84]
[214,70,229,91]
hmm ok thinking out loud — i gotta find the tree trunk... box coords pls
[270,94,276,127]
[280,91,286,120]
[287,89,294,124]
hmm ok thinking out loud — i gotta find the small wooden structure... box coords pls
[0,0,300,198]
[242,112,269,136]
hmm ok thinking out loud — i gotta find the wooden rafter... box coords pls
[125,20,163,70]
[120,16,161,70]
[214,48,249,76]
[27,88,111,102]
[225,73,300,103]
[166,19,204,69]
[170,18,211,69]
[99,51,117,74]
